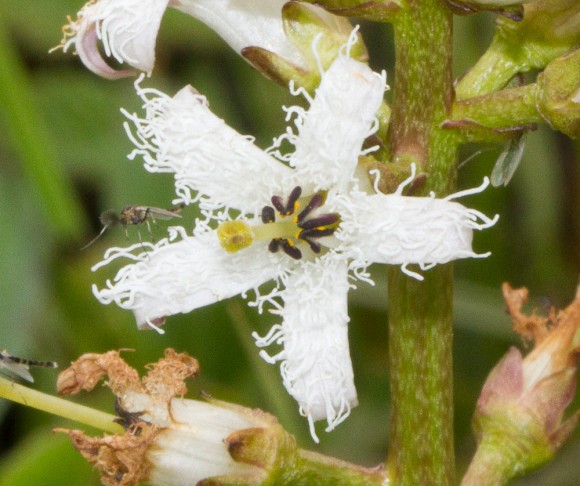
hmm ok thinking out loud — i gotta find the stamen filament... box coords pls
[0,375,124,434]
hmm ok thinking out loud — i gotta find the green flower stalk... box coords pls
[462,283,580,486]
[449,48,580,140]
[0,375,123,435]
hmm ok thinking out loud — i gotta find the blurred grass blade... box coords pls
[225,299,307,440]
[0,9,85,239]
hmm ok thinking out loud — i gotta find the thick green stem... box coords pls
[387,265,455,485]
[389,1,456,194]
[386,1,457,485]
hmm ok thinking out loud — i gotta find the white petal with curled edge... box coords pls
[254,257,357,442]
[92,230,282,329]
[98,0,169,74]
[68,0,169,77]
[286,56,385,192]
[75,21,136,79]
[123,83,294,215]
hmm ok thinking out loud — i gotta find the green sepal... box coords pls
[225,426,298,470]
[241,46,312,89]
[243,1,368,92]
[472,403,555,480]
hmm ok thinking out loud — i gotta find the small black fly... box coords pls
[81,204,185,250]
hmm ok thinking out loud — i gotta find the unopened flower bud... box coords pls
[463,283,580,485]
[495,0,580,68]
[535,48,580,138]
[456,0,580,98]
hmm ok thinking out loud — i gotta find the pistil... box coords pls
[217,187,340,259]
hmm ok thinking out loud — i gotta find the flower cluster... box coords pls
[88,34,497,440]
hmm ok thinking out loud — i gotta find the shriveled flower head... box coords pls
[91,33,497,441]
[52,0,354,79]
[56,349,289,486]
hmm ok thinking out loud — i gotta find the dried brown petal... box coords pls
[143,348,200,402]
[56,427,158,486]
[502,283,551,342]
[57,351,142,396]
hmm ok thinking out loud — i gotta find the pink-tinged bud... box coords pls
[462,283,580,485]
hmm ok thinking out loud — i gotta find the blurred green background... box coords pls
[0,1,578,485]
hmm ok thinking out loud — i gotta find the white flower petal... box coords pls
[148,398,258,484]
[123,82,294,215]
[75,20,136,79]
[93,230,281,329]
[285,55,385,192]
[173,0,307,67]
[331,187,498,278]
[60,0,168,77]
[60,0,347,77]
[254,257,356,442]
[118,392,259,484]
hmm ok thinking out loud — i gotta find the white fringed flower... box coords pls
[54,0,342,78]
[92,38,497,441]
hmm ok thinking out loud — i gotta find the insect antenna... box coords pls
[80,210,121,250]
[80,225,109,251]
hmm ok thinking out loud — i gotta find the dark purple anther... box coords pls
[271,195,286,214]
[281,240,302,260]
[299,228,336,239]
[268,239,282,253]
[303,239,322,254]
[299,213,340,230]
[285,186,302,215]
[261,206,276,224]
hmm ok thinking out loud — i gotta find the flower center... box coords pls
[217,186,340,259]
